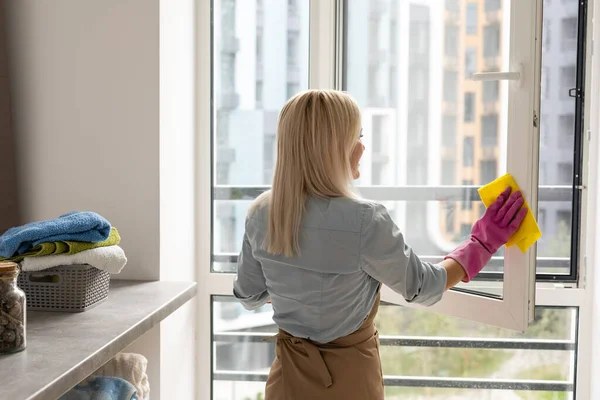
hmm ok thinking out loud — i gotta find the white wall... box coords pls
[4,0,197,398]
[159,0,197,398]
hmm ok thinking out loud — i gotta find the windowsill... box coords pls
[0,280,197,400]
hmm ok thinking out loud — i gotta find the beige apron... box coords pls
[265,290,384,400]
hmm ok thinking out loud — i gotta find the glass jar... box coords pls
[0,261,26,353]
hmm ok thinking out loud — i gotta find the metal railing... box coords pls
[213,332,575,392]
[213,185,574,202]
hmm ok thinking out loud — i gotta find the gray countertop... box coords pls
[0,280,197,400]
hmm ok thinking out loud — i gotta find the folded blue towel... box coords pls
[0,212,111,258]
[60,376,137,400]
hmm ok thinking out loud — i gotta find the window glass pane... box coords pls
[214,0,309,187]
[537,0,579,269]
[464,47,477,77]
[464,92,475,122]
[463,137,474,166]
[212,298,577,399]
[344,0,511,297]
[482,114,498,147]
[485,0,502,12]
[212,0,309,269]
[466,3,478,35]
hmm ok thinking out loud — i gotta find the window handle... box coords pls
[470,71,520,81]
[470,63,524,88]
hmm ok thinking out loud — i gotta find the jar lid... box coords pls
[0,261,18,272]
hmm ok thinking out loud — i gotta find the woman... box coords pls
[233,90,526,399]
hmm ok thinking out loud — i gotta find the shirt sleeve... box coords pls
[233,231,269,310]
[360,203,447,306]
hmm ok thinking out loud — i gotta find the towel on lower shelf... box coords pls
[60,376,137,400]
[94,353,150,400]
[20,245,128,274]
[0,211,111,258]
[0,227,121,263]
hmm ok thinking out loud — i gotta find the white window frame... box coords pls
[195,0,595,398]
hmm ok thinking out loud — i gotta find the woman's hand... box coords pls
[444,187,527,283]
[471,187,527,254]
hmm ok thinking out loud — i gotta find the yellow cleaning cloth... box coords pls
[478,173,542,253]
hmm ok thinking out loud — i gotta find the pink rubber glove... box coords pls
[445,187,528,282]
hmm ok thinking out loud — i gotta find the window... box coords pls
[462,179,474,210]
[287,33,299,65]
[445,26,459,57]
[442,160,456,184]
[542,67,551,99]
[482,115,498,147]
[484,25,500,57]
[561,66,576,93]
[464,92,475,122]
[480,160,497,184]
[443,116,457,147]
[483,81,499,102]
[558,163,573,185]
[207,1,587,398]
[463,137,474,167]
[561,17,578,51]
[559,114,575,148]
[466,3,478,35]
[543,19,551,50]
[485,0,501,12]
[445,203,456,233]
[444,71,458,103]
[255,82,263,107]
[465,48,477,78]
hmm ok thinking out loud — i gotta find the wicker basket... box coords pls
[17,265,111,312]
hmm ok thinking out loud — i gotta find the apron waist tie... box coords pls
[264,334,333,388]
[297,338,333,388]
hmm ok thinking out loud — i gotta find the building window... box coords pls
[542,67,551,99]
[462,179,474,211]
[446,203,456,233]
[464,93,475,122]
[287,34,299,65]
[465,48,477,77]
[256,82,263,107]
[558,163,573,185]
[543,19,551,50]
[444,71,458,103]
[442,160,456,185]
[482,115,498,147]
[443,116,457,147]
[483,81,499,103]
[561,17,578,51]
[372,115,385,154]
[480,161,497,184]
[466,3,478,35]
[484,25,500,58]
[559,114,575,147]
[445,26,459,57]
[463,137,474,167]
[485,0,501,12]
[560,66,576,94]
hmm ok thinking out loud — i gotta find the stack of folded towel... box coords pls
[0,212,127,274]
[60,353,149,400]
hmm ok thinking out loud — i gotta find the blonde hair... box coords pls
[251,90,362,257]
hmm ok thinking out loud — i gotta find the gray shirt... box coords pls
[233,196,447,343]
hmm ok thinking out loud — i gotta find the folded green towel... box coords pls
[0,227,120,263]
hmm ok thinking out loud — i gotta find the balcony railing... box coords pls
[213,332,575,391]
[213,185,573,202]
